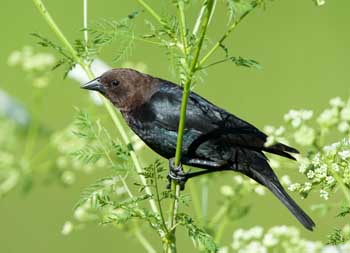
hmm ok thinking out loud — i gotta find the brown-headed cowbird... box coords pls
[81,68,315,231]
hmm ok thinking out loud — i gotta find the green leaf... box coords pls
[336,205,350,218]
[72,147,103,163]
[327,228,347,245]
[75,176,120,209]
[177,213,218,253]
[230,56,261,69]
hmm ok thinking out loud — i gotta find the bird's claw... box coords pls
[166,158,187,190]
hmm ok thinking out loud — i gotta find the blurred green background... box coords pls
[1,0,350,252]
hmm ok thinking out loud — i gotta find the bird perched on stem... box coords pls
[81,68,315,231]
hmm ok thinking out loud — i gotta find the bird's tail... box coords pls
[263,142,299,161]
[251,168,315,231]
[232,148,315,231]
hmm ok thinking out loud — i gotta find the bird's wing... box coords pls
[139,80,297,159]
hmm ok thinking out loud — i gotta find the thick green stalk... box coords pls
[173,1,213,166]
[332,171,350,206]
[199,1,260,67]
[165,1,214,252]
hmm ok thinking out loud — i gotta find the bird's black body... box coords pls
[82,68,315,231]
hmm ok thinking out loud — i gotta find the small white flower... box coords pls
[316,0,326,6]
[249,226,264,239]
[293,125,315,146]
[264,125,275,135]
[331,163,340,172]
[323,142,340,155]
[281,175,292,186]
[61,221,74,235]
[288,183,301,192]
[254,186,266,196]
[275,126,285,136]
[317,108,338,128]
[7,50,22,66]
[221,185,234,197]
[307,170,315,179]
[320,189,329,200]
[341,107,350,121]
[241,241,267,253]
[262,233,278,247]
[301,110,314,120]
[326,176,335,185]
[330,97,345,107]
[302,182,312,192]
[339,150,350,160]
[61,170,76,185]
[233,175,244,185]
[312,153,322,166]
[322,245,339,253]
[338,121,350,133]
[218,247,228,253]
[265,136,275,147]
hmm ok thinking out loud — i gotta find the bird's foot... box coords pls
[167,158,187,190]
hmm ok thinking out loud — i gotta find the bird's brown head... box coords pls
[81,68,157,112]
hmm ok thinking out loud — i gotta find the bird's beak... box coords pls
[81,78,106,94]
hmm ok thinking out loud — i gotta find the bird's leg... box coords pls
[182,158,228,169]
[167,158,187,190]
[167,158,228,190]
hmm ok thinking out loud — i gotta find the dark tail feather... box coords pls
[253,170,315,231]
[264,142,299,161]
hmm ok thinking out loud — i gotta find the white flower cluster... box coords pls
[288,138,350,200]
[272,98,350,148]
[317,97,350,134]
[8,46,56,88]
[231,225,322,253]
[230,225,350,253]
[264,125,289,148]
[283,109,316,146]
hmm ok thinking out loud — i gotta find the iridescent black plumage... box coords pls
[82,68,315,231]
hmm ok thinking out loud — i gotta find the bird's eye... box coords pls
[111,80,120,86]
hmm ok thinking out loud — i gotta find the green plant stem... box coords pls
[154,165,169,233]
[165,2,214,252]
[177,1,188,56]
[193,0,217,36]
[137,0,165,26]
[198,1,260,67]
[32,0,161,249]
[214,217,228,243]
[333,171,350,206]
[32,0,159,216]
[208,205,228,228]
[188,181,202,222]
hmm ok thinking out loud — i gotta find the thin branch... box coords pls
[166,1,215,252]
[32,0,162,244]
[137,0,165,26]
[83,0,88,47]
[177,1,188,56]
[199,1,261,67]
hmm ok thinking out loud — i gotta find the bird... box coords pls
[81,68,315,231]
